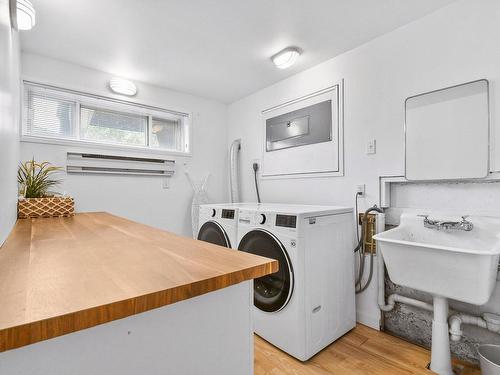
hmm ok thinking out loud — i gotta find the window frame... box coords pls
[21,80,193,157]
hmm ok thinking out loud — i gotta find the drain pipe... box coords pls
[449,313,500,341]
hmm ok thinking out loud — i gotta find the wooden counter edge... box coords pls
[0,261,278,353]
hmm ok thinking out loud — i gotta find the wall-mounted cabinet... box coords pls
[405,79,490,181]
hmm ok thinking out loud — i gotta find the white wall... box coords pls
[227,0,500,328]
[20,53,228,237]
[0,0,20,245]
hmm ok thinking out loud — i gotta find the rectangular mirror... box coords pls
[405,79,489,181]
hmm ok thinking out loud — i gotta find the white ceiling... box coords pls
[21,0,456,103]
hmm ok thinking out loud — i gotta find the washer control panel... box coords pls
[276,214,297,228]
[238,209,297,232]
[221,209,235,220]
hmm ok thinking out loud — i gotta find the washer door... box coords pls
[197,221,231,248]
[238,229,293,312]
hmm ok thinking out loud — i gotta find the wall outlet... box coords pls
[162,178,170,189]
[367,139,376,154]
[252,159,260,171]
[357,184,366,196]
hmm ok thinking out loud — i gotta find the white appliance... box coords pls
[237,203,356,361]
[198,204,239,248]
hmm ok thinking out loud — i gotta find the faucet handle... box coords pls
[417,214,429,220]
[461,215,470,222]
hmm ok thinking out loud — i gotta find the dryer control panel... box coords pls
[221,209,235,220]
[238,209,298,233]
[276,214,297,228]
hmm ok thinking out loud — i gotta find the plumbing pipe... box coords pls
[229,139,241,203]
[431,296,453,375]
[377,250,394,311]
[449,313,500,341]
[387,293,434,312]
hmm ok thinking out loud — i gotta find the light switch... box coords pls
[367,139,376,155]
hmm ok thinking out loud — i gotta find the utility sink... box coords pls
[374,213,500,375]
[374,213,500,305]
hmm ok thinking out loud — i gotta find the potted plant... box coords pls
[17,158,74,219]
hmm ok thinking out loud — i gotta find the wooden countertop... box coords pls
[0,212,278,352]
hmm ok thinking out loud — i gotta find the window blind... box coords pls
[25,89,75,138]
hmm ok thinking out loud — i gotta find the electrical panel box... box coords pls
[266,100,332,152]
[261,83,344,178]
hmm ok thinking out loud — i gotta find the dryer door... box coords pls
[197,221,231,248]
[238,229,294,312]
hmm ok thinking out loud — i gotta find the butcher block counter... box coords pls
[0,212,277,375]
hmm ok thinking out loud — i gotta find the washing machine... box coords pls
[197,204,239,248]
[237,203,356,361]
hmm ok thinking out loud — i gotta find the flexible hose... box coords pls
[229,139,241,203]
[354,203,384,294]
[253,163,261,203]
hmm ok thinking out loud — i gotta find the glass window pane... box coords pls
[150,117,184,151]
[80,106,147,146]
[26,91,75,138]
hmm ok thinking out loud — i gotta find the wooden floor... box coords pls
[254,324,480,375]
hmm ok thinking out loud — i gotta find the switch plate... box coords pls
[367,139,376,154]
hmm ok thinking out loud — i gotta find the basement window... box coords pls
[80,106,148,146]
[22,82,191,155]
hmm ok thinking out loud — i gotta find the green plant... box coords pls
[18,158,63,198]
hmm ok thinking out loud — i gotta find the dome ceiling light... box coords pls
[10,0,36,31]
[109,78,138,96]
[271,47,301,69]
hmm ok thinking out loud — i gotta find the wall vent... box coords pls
[66,152,175,177]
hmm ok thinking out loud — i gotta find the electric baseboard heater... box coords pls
[66,152,175,177]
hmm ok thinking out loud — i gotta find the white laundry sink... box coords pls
[374,213,500,305]
[374,213,500,375]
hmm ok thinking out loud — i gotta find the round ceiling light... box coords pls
[10,0,36,31]
[109,78,137,96]
[271,47,301,69]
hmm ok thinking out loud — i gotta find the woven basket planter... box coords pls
[18,197,75,219]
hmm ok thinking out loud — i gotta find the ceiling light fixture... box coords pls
[109,78,137,96]
[271,47,301,69]
[10,0,36,31]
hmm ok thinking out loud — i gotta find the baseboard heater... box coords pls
[66,152,175,177]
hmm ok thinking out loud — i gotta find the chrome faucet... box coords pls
[418,215,474,231]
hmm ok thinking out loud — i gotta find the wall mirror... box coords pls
[405,79,489,181]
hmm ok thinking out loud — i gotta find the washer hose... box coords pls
[253,162,261,203]
[354,202,384,294]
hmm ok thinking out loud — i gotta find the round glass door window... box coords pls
[197,221,231,248]
[238,229,293,312]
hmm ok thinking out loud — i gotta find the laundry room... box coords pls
[1,1,500,374]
